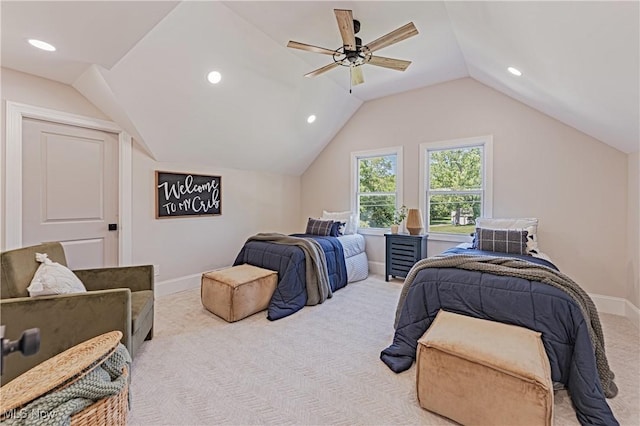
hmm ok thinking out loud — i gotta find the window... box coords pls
[419,136,492,241]
[351,147,403,234]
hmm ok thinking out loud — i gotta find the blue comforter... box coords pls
[233,234,347,320]
[380,247,617,426]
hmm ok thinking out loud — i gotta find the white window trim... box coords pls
[351,146,403,236]
[419,135,493,243]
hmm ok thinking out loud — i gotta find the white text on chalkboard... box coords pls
[158,175,220,215]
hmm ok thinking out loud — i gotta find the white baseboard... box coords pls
[155,266,233,297]
[587,293,639,328]
[155,272,202,297]
[368,261,385,276]
[589,293,624,315]
[625,299,640,329]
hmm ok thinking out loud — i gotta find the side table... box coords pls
[385,233,428,281]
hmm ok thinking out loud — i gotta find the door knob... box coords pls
[108,223,118,231]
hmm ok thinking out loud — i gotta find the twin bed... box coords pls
[381,217,618,425]
[233,216,618,425]
[233,230,368,320]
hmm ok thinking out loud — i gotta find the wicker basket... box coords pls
[71,366,128,426]
[1,331,129,425]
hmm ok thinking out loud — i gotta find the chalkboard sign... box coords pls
[156,171,221,218]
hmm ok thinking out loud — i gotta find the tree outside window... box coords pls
[357,154,397,228]
[427,146,483,235]
[358,155,396,228]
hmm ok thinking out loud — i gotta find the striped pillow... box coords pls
[306,218,334,236]
[474,227,528,255]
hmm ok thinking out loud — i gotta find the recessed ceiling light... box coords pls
[207,71,222,84]
[307,115,316,124]
[507,66,522,76]
[28,39,56,52]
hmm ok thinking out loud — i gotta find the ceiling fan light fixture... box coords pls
[28,39,56,52]
[207,71,222,84]
[508,66,522,76]
[307,115,316,124]
[287,9,418,90]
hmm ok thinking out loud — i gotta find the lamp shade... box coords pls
[406,208,424,235]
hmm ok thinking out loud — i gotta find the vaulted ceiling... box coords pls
[2,1,638,175]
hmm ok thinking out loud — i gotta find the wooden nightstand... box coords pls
[385,233,428,281]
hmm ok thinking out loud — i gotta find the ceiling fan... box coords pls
[287,9,418,90]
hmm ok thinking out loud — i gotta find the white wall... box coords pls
[1,68,301,294]
[301,77,629,299]
[628,152,640,308]
[131,143,301,287]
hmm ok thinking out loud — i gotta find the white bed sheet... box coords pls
[338,234,366,258]
[338,234,368,282]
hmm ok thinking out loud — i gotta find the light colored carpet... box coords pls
[129,275,639,425]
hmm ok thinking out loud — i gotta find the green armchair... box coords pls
[1,242,154,384]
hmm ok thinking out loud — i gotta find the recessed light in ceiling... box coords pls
[507,66,522,76]
[28,39,56,52]
[307,115,316,124]
[207,71,222,84]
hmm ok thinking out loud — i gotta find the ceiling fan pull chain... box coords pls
[349,67,352,94]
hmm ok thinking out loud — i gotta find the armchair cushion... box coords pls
[131,291,154,335]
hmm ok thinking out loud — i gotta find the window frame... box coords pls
[419,136,493,242]
[350,146,403,236]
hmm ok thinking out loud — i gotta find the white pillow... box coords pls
[474,218,539,254]
[475,217,538,231]
[27,253,87,297]
[322,210,357,235]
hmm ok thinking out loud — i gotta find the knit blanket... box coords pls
[2,344,131,426]
[395,254,618,398]
[247,233,332,305]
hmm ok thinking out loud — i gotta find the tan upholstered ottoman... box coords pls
[201,264,277,322]
[417,311,553,426]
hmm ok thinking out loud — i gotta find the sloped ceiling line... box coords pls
[73,64,155,159]
[2,0,638,178]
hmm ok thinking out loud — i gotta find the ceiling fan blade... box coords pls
[364,22,418,53]
[304,62,340,78]
[287,41,336,56]
[334,9,356,51]
[351,66,364,86]
[368,56,412,71]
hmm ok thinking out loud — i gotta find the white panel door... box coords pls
[22,118,119,269]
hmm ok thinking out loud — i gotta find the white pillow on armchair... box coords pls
[27,253,87,297]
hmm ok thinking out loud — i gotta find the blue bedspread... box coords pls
[233,234,347,320]
[380,247,618,426]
